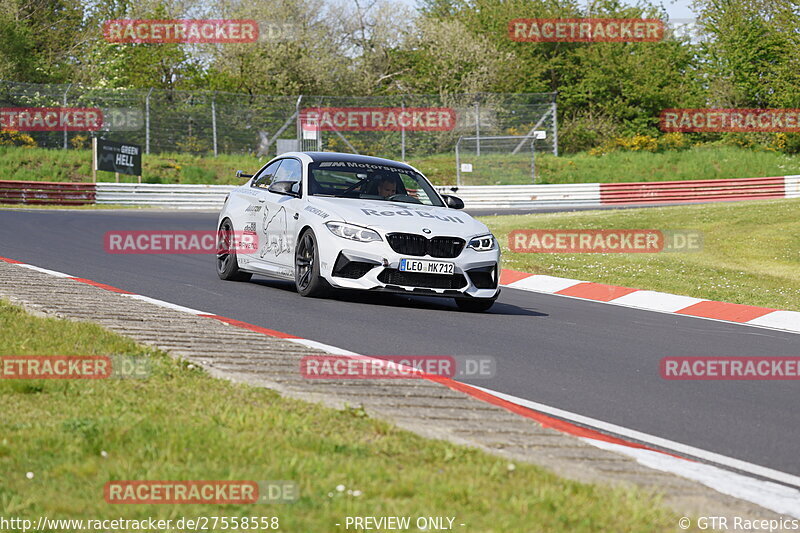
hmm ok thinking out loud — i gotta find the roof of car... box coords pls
[300,151,415,171]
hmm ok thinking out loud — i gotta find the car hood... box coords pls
[307,197,489,238]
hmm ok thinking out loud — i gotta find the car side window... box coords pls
[251,160,283,189]
[272,158,302,195]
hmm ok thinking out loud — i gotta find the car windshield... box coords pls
[308,161,444,207]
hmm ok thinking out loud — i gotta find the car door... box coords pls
[237,159,290,274]
[260,157,304,275]
[226,160,282,272]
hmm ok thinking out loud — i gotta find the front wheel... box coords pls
[216,219,252,282]
[295,229,329,297]
[455,297,496,313]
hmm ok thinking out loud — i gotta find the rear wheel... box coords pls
[216,219,252,282]
[295,229,329,297]
[455,297,496,313]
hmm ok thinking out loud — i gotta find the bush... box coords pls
[558,112,621,154]
[589,133,691,156]
[0,129,36,148]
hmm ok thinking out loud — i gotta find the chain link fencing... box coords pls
[0,81,557,164]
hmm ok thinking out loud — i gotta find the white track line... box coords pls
[469,384,800,511]
[9,259,800,516]
[18,264,73,278]
[286,337,359,356]
[122,294,208,315]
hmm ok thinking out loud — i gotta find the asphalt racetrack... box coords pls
[2,208,798,482]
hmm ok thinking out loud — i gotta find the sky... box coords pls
[662,0,696,19]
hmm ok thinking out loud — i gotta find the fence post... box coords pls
[145,88,153,155]
[552,98,559,156]
[211,92,218,157]
[295,95,303,149]
[455,136,462,187]
[92,136,97,183]
[531,138,537,184]
[475,101,480,156]
[62,83,72,150]
[401,100,406,161]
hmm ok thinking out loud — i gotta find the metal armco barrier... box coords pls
[0,180,95,205]
[96,183,235,209]
[600,176,791,205]
[2,176,798,209]
[435,183,601,209]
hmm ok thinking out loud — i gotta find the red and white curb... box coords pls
[2,255,799,517]
[500,269,800,335]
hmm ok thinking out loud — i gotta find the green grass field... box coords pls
[482,199,800,311]
[2,144,799,186]
[0,299,687,532]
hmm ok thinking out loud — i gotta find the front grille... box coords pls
[386,233,465,258]
[386,233,427,256]
[378,269,467,289]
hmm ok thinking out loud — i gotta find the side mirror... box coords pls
[442,194,464,209]
[236,170,253,179]
[268,180,298,196]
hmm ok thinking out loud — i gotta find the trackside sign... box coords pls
[301,107,456,131]
[96,139,142,176]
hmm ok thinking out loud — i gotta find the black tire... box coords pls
[216,219,252,282]
[295,229,329,297]
[455,297,496,313]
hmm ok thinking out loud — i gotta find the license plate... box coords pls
[398,258,454,275]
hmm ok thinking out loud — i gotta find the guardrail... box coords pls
[600,176,789,204]
[0,180,95,206]
[434,183,600,209]
[96,183,236,209]
[1,176,798,209]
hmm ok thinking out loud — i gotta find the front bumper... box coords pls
[317,238,501,299]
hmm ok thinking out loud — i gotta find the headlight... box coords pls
[325,222,382,242]
[468,234,496,251]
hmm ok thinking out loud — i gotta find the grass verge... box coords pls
[2,144,799,186]
[482,199,800,311]
[0,299,684,532]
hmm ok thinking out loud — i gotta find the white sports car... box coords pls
[216,152,500,312]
